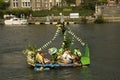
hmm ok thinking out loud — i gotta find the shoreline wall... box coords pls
[0,16,120,25]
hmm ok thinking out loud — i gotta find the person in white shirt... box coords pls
[62,48,73,64]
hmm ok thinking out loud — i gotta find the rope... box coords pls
[38,27,61,51]
[37,24,85,51]
[67,30,85,46]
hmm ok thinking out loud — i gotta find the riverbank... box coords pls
[27,16,95,25]
[0,16,120,25]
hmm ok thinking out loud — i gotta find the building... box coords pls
[95,0,120,18]
[9,0,62,11]
[32,0,62,11]
[4,0,9,3]
[9,0,31,9]
[107,0,120,6]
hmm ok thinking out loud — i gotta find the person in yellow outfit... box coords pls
[36,51,50,64]
[36,51,51,71]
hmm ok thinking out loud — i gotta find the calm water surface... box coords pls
[0,24,120,80]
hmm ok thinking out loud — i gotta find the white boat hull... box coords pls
[4,18,28,25]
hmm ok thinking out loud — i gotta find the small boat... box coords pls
[4,17,28,25]
[23,24,90,71]
[34,44,90,71]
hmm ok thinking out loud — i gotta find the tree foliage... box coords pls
[0,0,9,10]
[97,0,107,4]
[94,15,105,23]
[4,8,31,18]
[0,0,4,2]
[32,10,50,17]
[65,0,75,4]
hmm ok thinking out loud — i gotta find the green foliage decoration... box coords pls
[94,15,105,23]
[23,43,37,55]
[0,0,9,10]
[81,17,88,24]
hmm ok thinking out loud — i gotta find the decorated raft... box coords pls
[34,44,90,71]
[23,24,90,71]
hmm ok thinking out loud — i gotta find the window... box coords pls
[45,4,48,8]
[28,2,31,7]
[36,3,40,7]
[35,0,41,8]
[25,2,27,6]
[22,0,31,8]
[36,0,40,2]
[56,0,61,2]
[50,2,52,6]
[49,0,52,2]
[13,0,18,8]
[44,0,48,8]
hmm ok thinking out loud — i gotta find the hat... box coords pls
[49,47,57,55]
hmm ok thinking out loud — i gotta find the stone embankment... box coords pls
[0,16,120,25]
[27,16,95,25]
[96,5,120,23]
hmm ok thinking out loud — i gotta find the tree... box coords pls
[61,0,66,6]
[81,0,96,10]
[97,0,107,5]
[0,0,10,10]
[65,0,75,5]
[0,0,4,2]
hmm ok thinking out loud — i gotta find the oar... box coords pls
[81,44,90,66]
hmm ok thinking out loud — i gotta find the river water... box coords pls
[0,24,120,80]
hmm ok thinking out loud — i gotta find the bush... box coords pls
[0,10,3,18]
[50,6,94,16]
[94,15,105,23]
[51,6,72,16]
[3,8,31,18]
[32,10,50,17]
[81,17,88,23]
[2,6,94,18]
